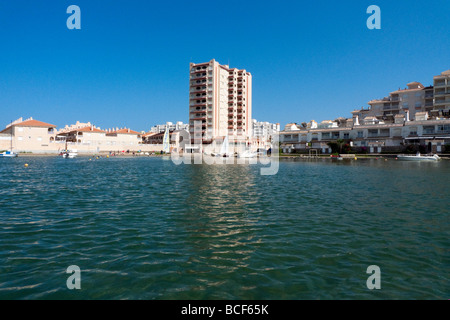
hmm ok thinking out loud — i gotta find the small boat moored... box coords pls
[1,121,18,158]
[397,152,441,161]
[60,150,78,159]
[237,150,257,158]
[0,150,18,158]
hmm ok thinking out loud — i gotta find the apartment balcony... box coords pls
[190,95,207,100]
[190,118,207,123]
[190,109,206,113]
[190,90,207,95]
[190,101,207,106]
[434,98,450,104]
[189,91,207,100]
[190,103,207,108]
[367,131,390,138]
[190,80,205,85]
[434,81,446,88]
[190,105,206,109]
[191,69,207,74]
[189,114,207,120]
[383,105,399,110]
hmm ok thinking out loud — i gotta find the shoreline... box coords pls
[11,153,450,160]
[280,153,450,159]
[13,153,166,157]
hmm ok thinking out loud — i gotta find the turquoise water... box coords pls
[0,156,448,299]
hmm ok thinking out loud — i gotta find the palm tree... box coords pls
[336,139,344,154]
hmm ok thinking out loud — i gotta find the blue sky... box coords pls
[0,0,449,132]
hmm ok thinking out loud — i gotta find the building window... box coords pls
[368,129,378,138]
[343,133,349,139]
[423,126,435,134]
[437,125,450,133]
[357,131,363,138]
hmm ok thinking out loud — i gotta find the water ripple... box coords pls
[0,157,448,299]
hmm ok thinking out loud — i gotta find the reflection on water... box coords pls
[181,165,259,288]
[0,157,448,299]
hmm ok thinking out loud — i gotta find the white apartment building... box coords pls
[150,121,189,134]
[352,70,450,123]
[433,70,450,114]
[280,70,450,154]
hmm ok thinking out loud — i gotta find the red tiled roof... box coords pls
[71,127,106,133]
[142,132,157,137]
[14,119,57,128]
[109,128,141,135]
[0,119,57,134]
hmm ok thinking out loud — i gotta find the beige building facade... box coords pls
[189,59,252,151]
[0,118,57,153]
[352,70,450,123]
[281,70,450,154]
[433,70,450,113]
[0,118,176,154]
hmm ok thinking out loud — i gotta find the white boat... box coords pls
[60,150,78,158]
[0,150,18,158]
[397,152,441,161]
[0,121,18,158]
[162,129,170,154]
[59,140,77,158]
[238,149,257,158]
[217,136,233,157]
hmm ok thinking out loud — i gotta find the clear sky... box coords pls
[0,0,449,132]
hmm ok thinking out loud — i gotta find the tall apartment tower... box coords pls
[189,59,252,148]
